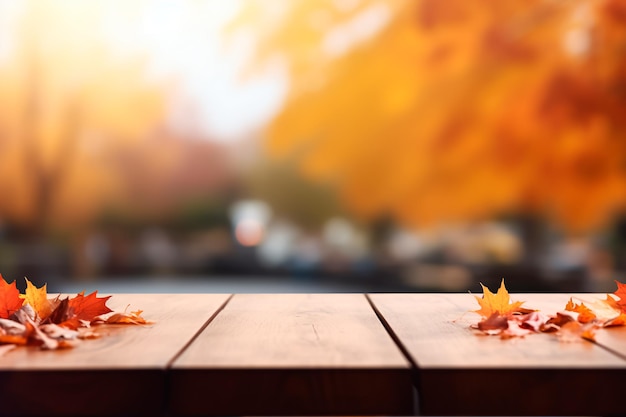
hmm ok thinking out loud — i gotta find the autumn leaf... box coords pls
[474,280,525,318]
[58,317,82,330]
[0,275,23,319]
[613,280,626,313]
[469,281,625,342]
[68,291,112,322]
[0,318,26,337]
[103,309,149,325]
[0,274,148,355]
[603,294,621,311]
[20,279,53,320]
[565,298,597,323]
[518,311,549,332]
[544,312,576,331]
[477,313,509,334]
[557,321,597,343]
[46,298,71,324]
[39,324,78,341]
[500,321,532,339]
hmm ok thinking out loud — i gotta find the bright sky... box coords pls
[97,0,289,141]
[0,0,391,142]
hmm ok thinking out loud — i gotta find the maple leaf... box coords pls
[540,312,575,333]
[103,309,149,325]
[474,280,525,318]
[67,291,112,322]
[20,279,53,320]
[0,318,26,335]
[477,313,509,334]
[39,324,78,341]
[613,280,626,313]
[557,321,597,343]
[518,311,548,332]
[603,294,621,310]
[500,321,533,339]
[46,297,71,324]
[565,298,596,323]
[0,275,23,319]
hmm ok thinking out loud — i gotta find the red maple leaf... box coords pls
[614,280,626,313]
[68,291,112,321]
[0,275,23,319]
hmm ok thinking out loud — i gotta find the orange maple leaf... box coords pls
[104,309,149,325]
[68,291,112,322]
[474,279,525,318]
[613,281,626,313]
[0,275,23,319]
[20,279,53,320]
[565,298,597,323]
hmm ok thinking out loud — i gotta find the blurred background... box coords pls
[0,0,625,293]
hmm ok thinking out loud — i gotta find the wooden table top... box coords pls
[0,293,624,416]
[0,294,231,417]
[369,293,626,416]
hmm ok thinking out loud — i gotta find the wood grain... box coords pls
[0,293,230,417]
[369,293,626,416]
[169,293,413,416]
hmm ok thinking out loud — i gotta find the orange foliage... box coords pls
[0,1,167,231]
[238,0,626,231]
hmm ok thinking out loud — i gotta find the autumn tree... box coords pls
[0,1,166,238]
[232,0,626,233]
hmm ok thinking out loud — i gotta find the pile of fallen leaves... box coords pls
[0,275,148,356]
[472,280,626,341]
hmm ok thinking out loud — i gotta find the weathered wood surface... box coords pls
[368,293,626,416]
[169,293,413,416]
[0,293,230,417]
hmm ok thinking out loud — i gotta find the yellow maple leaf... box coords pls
[474,279,524,318]
[20,278,53,320]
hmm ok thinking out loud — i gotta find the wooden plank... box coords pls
[595,325,626,359]
[369,293,626,416]
[0,293,230,417]
[170,293,413,416]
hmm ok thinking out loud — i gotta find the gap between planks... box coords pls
[365,293,422,416]
[165,293,234,369]
[588,337,626,362]
[364,294,419,370]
